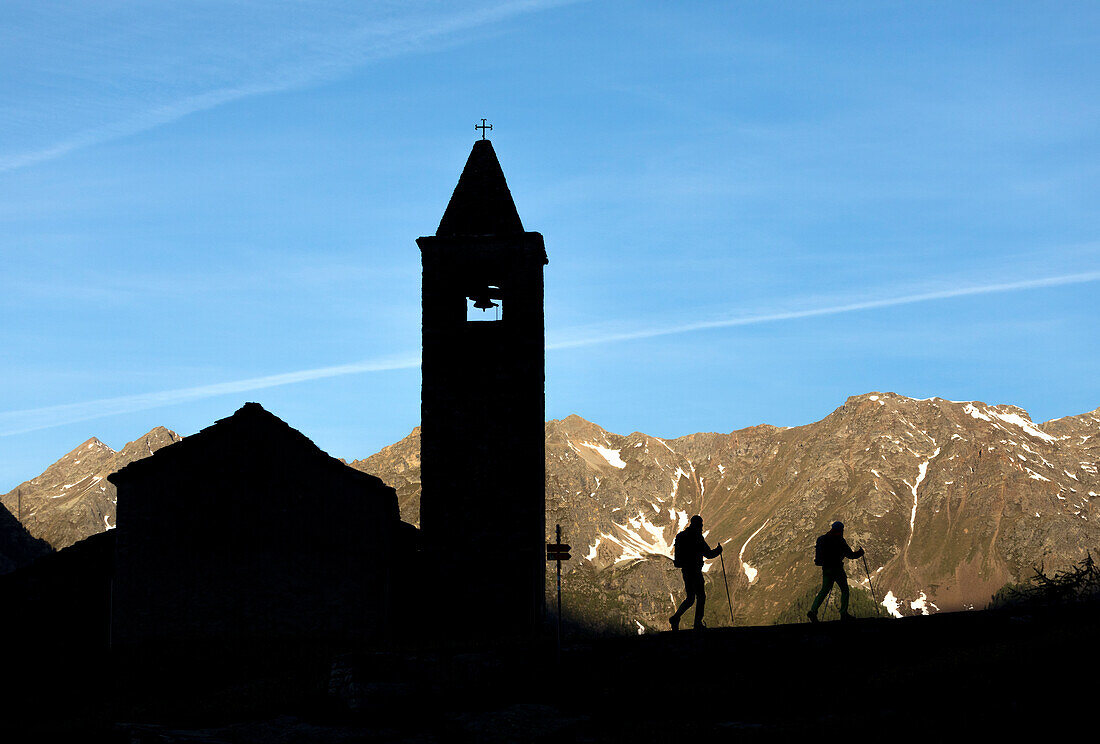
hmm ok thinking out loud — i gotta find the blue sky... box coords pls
[2,1,1098,491]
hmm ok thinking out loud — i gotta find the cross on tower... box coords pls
[475,118,492,139]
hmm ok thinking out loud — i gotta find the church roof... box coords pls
[107,402,386,491]
[436,139,525,237]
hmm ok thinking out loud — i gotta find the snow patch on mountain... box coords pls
[669,468,689,500]
[580,442,626,469]
[910,591,938,615]
[882,591,903,618]
[904,447,940,551]
[988,409,1057,443]
[584,537,601,562]
[600,509,682,565]
[964,403,1059,444]
[654,437,675,454]
[739,519,770,584]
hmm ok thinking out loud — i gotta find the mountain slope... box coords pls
[355,393,1100,629]
[1,427,182,551]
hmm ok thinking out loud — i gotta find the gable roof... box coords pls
[108,402,385,490]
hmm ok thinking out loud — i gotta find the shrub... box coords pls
[988,552,1100,610]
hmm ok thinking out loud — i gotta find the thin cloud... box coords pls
[2,270,1096,437]
[546,271,1100,349]
[0,0,578,173]
[0,355,420,437]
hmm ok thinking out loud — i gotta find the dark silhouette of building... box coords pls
[417,139,548,638]
[107,402,409,648]
[0,501,52,574]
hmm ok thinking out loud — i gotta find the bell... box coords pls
[470,291,498,311]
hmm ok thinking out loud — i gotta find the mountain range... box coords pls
[4,393,1097,630]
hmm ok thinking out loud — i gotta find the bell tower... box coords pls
[417,138,547,638]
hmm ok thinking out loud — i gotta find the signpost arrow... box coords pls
[546,543,571,561]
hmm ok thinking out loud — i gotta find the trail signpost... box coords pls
[546,543,571,561]
[547,524,570,658]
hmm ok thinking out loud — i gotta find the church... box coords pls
[99,135,549,649]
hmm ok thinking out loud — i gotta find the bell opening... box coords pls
[466,286,503,322]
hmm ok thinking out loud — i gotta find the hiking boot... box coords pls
[693,620,707,630]
[840,612,854,621]
[669,615,680,631]
[806,610,819,624]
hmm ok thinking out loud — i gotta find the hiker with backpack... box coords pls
[807,521,865,622]
[669,515,722,630]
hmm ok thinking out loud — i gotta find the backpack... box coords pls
[813,535,824,566]
[673,530,687,568]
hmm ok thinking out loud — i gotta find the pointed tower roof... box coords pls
[436,139,525,237]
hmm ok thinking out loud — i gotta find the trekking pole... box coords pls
[862,554,879,607]
[719,552,735,626]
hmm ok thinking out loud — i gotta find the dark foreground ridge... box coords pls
[2,600,1091,740]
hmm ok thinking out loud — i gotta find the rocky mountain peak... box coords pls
[1,426,182,553]
[117,427,182,460]
[59,436,116,462]
[82,436,115,452]
[549,414,610,441]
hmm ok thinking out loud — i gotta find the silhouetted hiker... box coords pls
[670,515,722,630]
[807,521,865,622]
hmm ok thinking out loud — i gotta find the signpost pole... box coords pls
[556,523,563,661]
[546,527,570,664]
